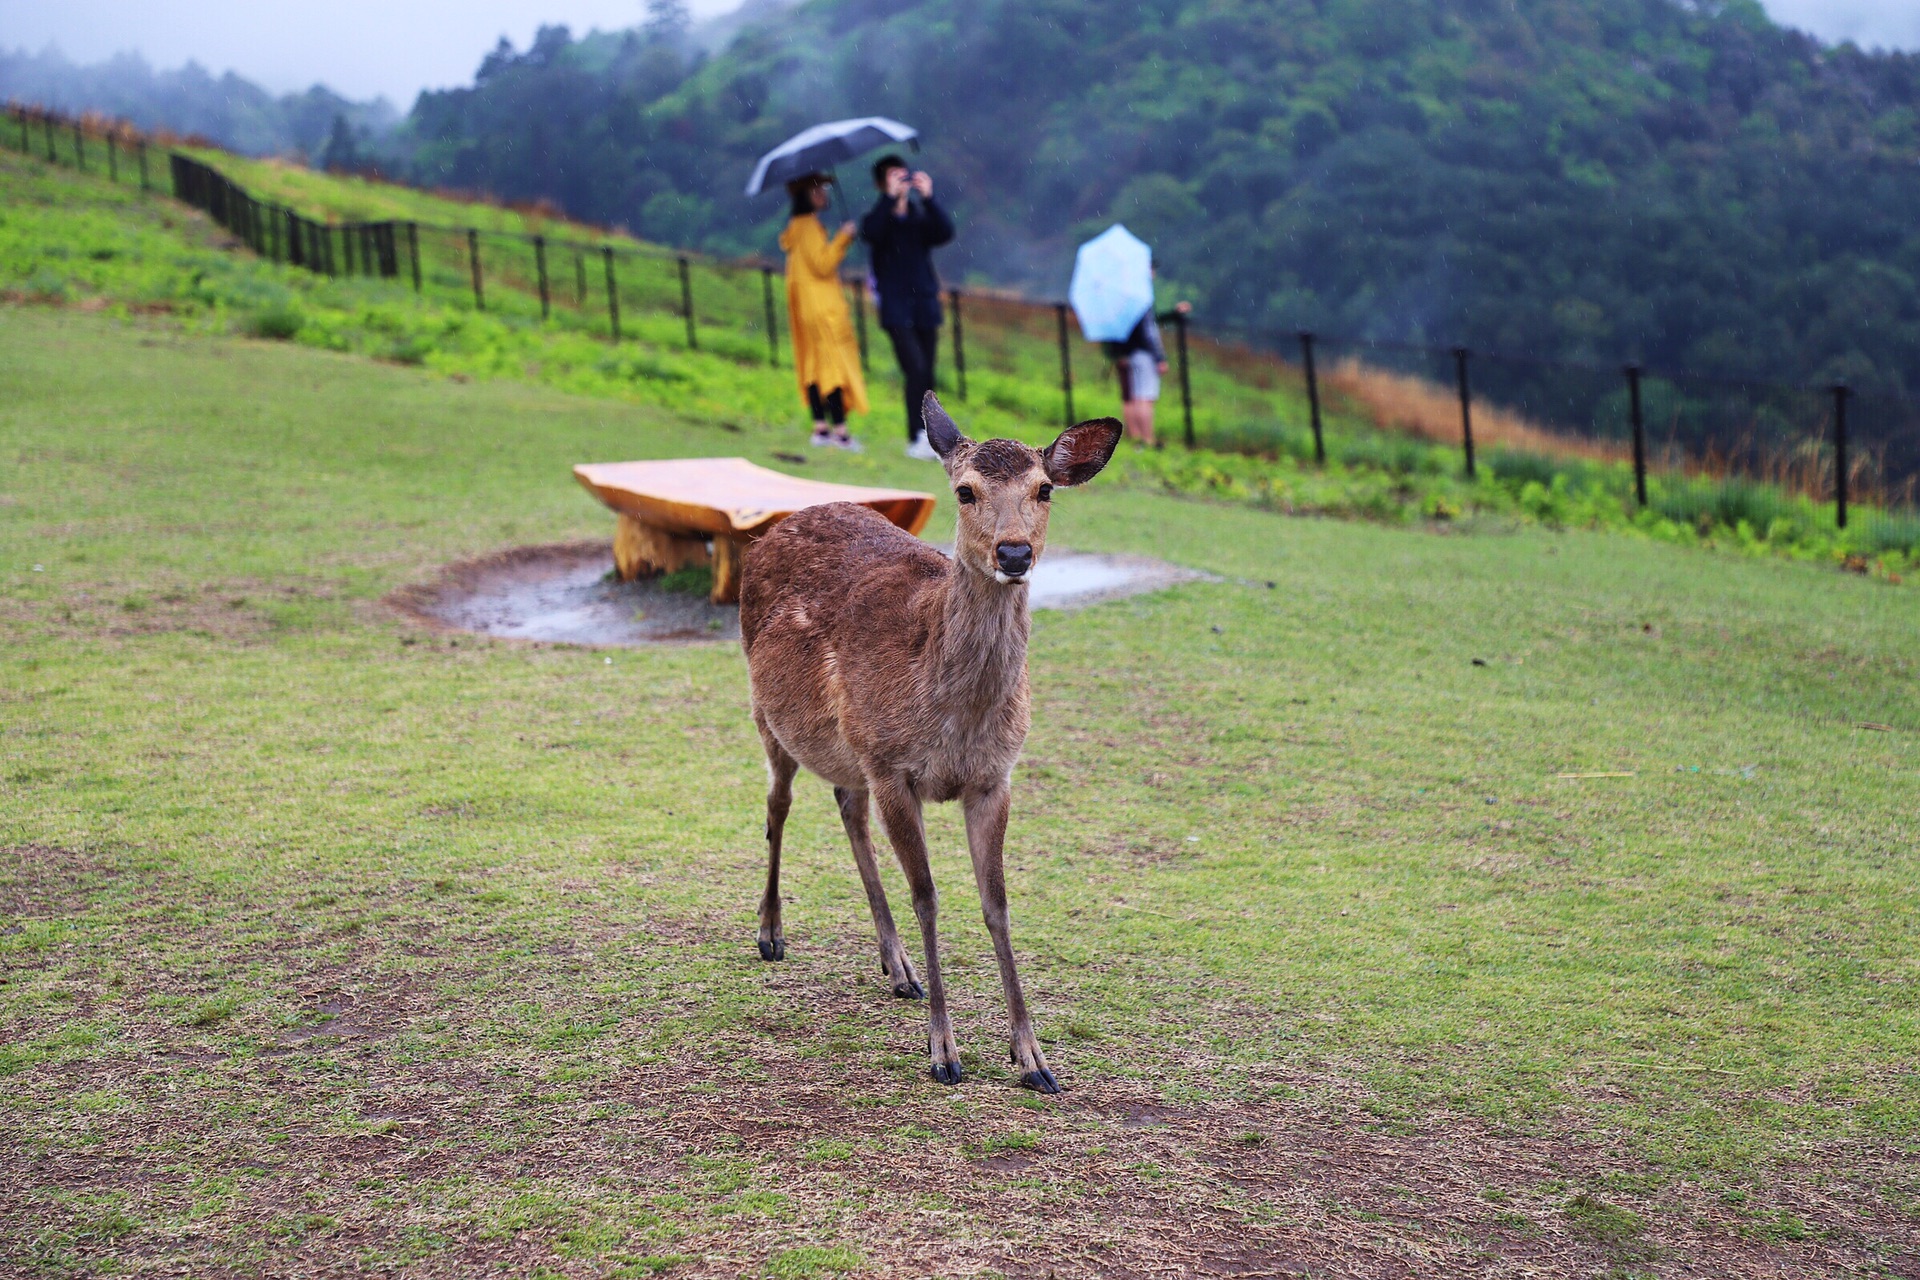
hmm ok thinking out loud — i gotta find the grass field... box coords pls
[6,139,1920,1276]
[4,303,1919,1277]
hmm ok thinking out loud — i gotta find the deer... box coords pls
[738,392,1121,1093]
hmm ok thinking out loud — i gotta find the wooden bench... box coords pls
[573,457,938,604]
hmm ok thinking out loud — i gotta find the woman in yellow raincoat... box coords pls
[780,174,869,450]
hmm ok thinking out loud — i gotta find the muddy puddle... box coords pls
[389,541,1211,648]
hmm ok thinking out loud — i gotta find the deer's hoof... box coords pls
[929,1059,964,1086]
[757,937,786,962]
[891,979,926,1000]
[1019,1068,1062,1095]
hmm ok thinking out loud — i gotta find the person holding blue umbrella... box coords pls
[1070,224,1190,448]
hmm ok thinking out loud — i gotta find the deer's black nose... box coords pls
[995,542,1034,577]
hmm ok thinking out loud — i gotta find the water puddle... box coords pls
[388,540,1211,648]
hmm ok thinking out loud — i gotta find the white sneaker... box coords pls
[809,429,834,448]
[905,433,940,461]
[832,432,865,454]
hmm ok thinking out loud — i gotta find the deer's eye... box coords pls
[955,485,976,505]
[1036,484,1053,503]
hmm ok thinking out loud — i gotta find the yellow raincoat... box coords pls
[779,214,869,415]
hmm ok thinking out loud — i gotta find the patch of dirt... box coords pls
[3,856,1914,1280]
[0,844,114,918]
[383,541,1214,649]
[384,540,739,646]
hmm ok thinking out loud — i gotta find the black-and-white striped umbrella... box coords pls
[745,117,920,197]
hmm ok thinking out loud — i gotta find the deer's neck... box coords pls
[927,564,1030,713]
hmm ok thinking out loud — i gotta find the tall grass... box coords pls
[1321,358,1626,462]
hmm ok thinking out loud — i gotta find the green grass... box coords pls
[4,141,1920,1274]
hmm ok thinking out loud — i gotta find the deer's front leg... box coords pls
[872,778,960,1084]
[755,729,798,962]
[962,784,1057,1093]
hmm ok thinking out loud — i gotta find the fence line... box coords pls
[10,98,1917,542]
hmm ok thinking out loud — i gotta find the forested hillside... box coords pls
[392,0,1920,402]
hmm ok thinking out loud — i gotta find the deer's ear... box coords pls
[1042,417,1122,487]
[921,392,968,459]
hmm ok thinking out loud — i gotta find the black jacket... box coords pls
[1102,312,1168,364]
[859,195,955,332]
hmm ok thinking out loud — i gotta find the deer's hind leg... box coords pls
[834,786,924,1000]
[755,719,799,962]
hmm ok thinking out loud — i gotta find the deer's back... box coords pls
[741,505,950,782]
[741,503,946,654]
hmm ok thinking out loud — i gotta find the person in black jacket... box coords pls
[860,154,955,459]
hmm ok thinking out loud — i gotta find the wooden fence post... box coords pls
[467,229,484,309]
[950,289,968,401]
[1626,364,1648,507]
[762,266,779,366]
[603,247,621,342]
[677,256,697,349]
[1453,346,1477,479]
[534,236,550,319]
[852,282,869,372]
[407,223,421,292]
[1172,308,1194,449]
[1833,383,1850,530]
[1299,332,1326,464]
[1055,303,1075,428]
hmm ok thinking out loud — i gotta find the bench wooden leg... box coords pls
[711,535,746,604]
[613,514,710,581]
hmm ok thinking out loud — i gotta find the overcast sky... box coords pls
[0,0,745,105]
[1,0,1916,106]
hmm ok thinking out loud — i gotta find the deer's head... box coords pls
[922,393,1122,585]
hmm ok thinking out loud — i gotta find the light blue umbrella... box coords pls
[1068,224,1154,343]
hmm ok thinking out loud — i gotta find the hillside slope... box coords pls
[395,0,1920,405]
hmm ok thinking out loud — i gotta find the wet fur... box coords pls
[739,393,1121,1092]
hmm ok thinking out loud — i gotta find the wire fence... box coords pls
[11,100,1919,556]
[1265,331,1920,555]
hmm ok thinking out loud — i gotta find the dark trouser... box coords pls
[806,384,846,426]
[886,324,940,440]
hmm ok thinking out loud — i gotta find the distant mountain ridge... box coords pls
[0,47,396,160]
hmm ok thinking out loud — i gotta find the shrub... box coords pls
[247,304,304,340]
[382,334,434,365]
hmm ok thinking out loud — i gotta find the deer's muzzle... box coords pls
[994,542,1034,579]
